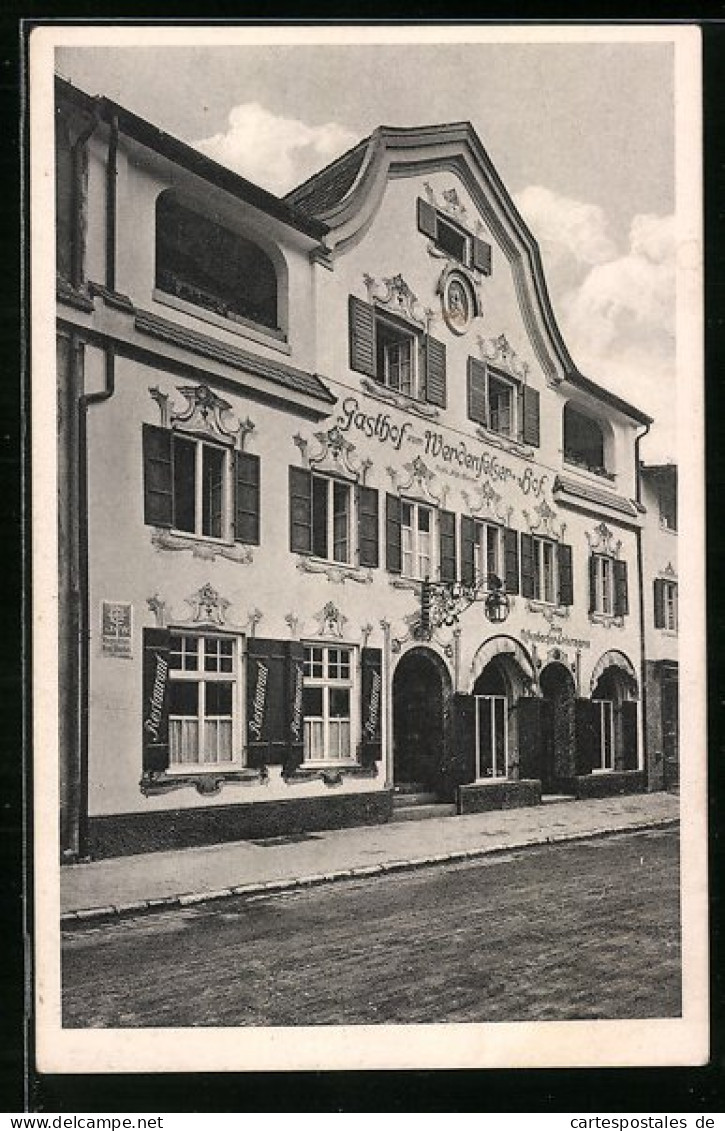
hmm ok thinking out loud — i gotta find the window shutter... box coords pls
[142,627,171,774]
[574,698,598,775]
[614,559,629,616]
[472,235,492,276]
[360,647,383,765]
[425,335,447,408]
[284,640,305,776]
[234,451,260,545]
[289,466,313,554]
[142,424,173,527]
[385,493,402,574]
[357,485,379,569]
[653,578,666,629]
[442,693,476,799]
[504,527,520,595]
[417,197,438,240]
[621,700,639,771]
[461,515,476,586]
[246,638,287,767]
[588,555,598,614]
[439,509,457,583]
[521,386,540,448]
[467,356,488,426]
[558,542,574,606]
[348,295,376,378]
[516,697,545,781]
[520,532,535,598]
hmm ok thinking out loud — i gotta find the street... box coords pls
[62,827,680,1027]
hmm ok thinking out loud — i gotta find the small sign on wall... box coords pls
[101,601,133,658]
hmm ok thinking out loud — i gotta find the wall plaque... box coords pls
[101,601,133,658]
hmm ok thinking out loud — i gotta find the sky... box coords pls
[56,37,678,461]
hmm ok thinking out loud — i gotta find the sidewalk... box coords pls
[61,791,679,924]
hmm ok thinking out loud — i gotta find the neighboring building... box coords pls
[56,77,663,863]
[640,463,679,790]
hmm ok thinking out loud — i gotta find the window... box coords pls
[375,315,419,399]
[303,645,354,762]
[56,114,74,282]
[655,579,678,631]
[168,634,238,768]
[474,521,501,587]
[467,358,540,447]
[173,435,230,540]
[156,192,278,331]
[476,695,508,779]
[417,197,492,274]
[435,216,470,264]
[659,480,677,531]
[563,404,607,475]
[311,475,352,563]
[143,424,260,546]
[533,537,557,604]
[592,554,614,615]
[488,371,515,437]
[401,501,434,579]
[594,699,615,771]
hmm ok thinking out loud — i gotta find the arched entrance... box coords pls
[393,647,450,791]
[539,662,576,793]
[471,652,529,781]
[591,663,639,772]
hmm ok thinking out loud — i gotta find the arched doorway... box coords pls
[539,662,576,793]
[471,653,529,781]
[591,665,639,772]
[393,647,449,791]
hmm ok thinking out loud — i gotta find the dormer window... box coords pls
[563,404,608,476]
[155,192,279,332]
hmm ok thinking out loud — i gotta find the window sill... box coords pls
[140,766,267,796]
[153,289,291,355]
[589,611,625,629]
[151,527,254,564]
[360,376,441,420]
[659,628,679,637]
[296,555,373,585]
[283,762,378,786]
[474,425,535,461]
[563,458,616,485]
[659,521,678,535]
[525,598,570,624]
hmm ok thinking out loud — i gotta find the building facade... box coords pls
[640,463,679,790]
[56,78,669,862]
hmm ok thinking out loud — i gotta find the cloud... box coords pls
[194,102,359,194]
[514,184,617,271]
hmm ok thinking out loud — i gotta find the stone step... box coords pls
[393,782,431,796]
[541,793,577,804]
[393,791,439,808]
[391,802,457,823]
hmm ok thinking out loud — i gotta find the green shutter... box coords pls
[504,527,520,595]
[614,559,629,616]
[417,197,438,240]
[520,532,535,599]
[425,335,447,408]
[574,698,598,775]
[289,466,313,554]
[439,509,457,583]
[558,542,574,606]
[142,627,171,774]
[522,386,540,447]
[467,356,488,426]
[653,578,666,629]
[349,295,376,377]
[234,451,260,545]
[357,485,379,568]
[461,515,476,586]
[621,700,639,771]
[142,424,173,527]
[385,493,402,574]
[360,647,384,765]
[472,235,492,276]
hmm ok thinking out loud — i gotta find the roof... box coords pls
[553,474,639,519]
[134,308,336,405]
[287,122,653,428]
[55,75,328,242]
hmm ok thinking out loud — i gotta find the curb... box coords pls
[60,815,679,929]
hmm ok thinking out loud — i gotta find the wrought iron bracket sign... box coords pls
[419,573,510,632]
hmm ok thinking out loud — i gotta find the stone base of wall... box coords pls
[457,778,541,814]
[86,790,394,861]
[566,771,646,800]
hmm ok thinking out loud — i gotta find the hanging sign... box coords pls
[101,601,133,658]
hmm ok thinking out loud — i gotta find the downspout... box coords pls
[77,342,116,858]
[634,423,651,785]
[70,100,101,290]
[105,113,119,292]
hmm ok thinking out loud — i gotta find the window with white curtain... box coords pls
[302,645,355,763]
[168,634,238,768]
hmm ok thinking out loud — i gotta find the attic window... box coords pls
[417,197,492,275]
[155,192,279,332]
